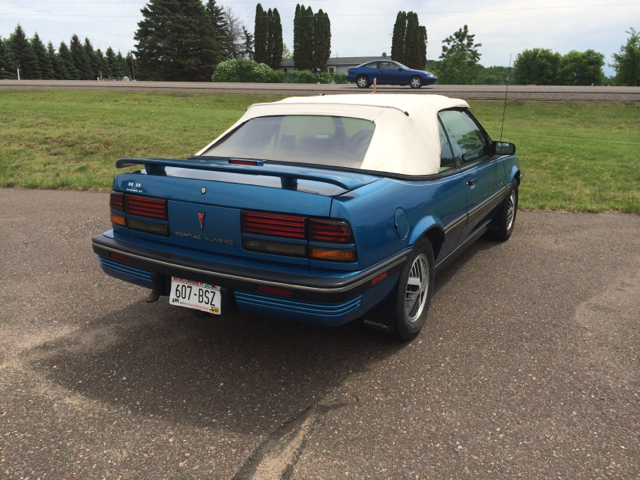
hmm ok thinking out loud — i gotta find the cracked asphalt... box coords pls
[1,188,639,479]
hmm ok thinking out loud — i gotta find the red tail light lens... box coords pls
[110,192,124,212]
[308,218,353,243]
[125,195,167,220]
[242,211,306,239]
[347,68,351,74]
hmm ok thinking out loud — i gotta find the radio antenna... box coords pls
[499,54,512,142]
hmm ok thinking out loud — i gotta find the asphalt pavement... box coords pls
[1,188,639,478]
[2,80,640,101]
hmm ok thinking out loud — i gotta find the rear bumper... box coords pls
[92,233,407,326]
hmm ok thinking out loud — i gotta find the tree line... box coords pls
[0,25,134,80]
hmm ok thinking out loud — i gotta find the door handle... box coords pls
[467,178,478,186]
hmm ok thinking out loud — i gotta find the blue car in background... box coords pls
[346,60,437,88]
[92,94,520,341]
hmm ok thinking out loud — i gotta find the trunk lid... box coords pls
[113,158,380,265]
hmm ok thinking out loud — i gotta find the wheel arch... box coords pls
[509,165,522,185]
[408,216,445,260]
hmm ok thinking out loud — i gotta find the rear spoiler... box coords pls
[116,157,378,191]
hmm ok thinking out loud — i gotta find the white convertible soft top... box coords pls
[196,94,469,176]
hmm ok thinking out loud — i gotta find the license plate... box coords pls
[169,277,221,314]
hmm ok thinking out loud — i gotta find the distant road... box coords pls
[2,79,639,101]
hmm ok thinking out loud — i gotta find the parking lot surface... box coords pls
[1,188,639,478]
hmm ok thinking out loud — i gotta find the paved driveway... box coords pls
[1,188,639,478]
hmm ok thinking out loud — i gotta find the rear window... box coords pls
[202,115,375,168]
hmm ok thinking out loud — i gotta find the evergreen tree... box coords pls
[125,52,137,79]
[135,0,219,81]
[9,25,41,79]
[104,46,118,78]
[391,12,407,64]
[206,0,230,60]
[293,4,314,71]
[47,41,67,80]
[403,12,420,69]
[270,8,283,69]
[31,33,52,79]
[83,38,100,78]
[313,10,330,72]
[254,3,268,64]
[241,26,254,59]
[58,41,77,79]
[70,34,93,79]
[95,48,106,77]
[293,4,302,70]
[116,51,129,78]
[0,37,18,79]
[418,26,427,69]
[265,9,274,66]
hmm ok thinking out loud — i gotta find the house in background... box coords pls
[280,55,388,74]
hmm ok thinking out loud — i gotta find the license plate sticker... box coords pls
[169,277,221,314]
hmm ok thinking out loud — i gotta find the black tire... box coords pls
[491,179,518,241]
[409,76,423,89]
[356,75,370,88]
[392,239,435,342]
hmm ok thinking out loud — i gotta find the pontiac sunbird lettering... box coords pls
[93,94,521,341]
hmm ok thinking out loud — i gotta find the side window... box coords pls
[438,121,456,172]
[362,62,378,69]
[438,110,489,163]
[379,62,396,70]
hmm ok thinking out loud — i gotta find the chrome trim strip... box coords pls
[435,218,493,273]
[467,186,508,220]
[443,212,468,235]
[93,241,408,294]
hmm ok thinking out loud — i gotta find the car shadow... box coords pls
[25,236,499,437]
[26,298,403,436]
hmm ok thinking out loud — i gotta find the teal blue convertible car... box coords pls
[92,94,520,341]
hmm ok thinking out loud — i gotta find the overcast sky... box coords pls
[2,0,638,76]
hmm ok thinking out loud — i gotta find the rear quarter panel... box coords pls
[331,176,467,269]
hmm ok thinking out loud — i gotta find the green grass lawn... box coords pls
[1,90,638,213]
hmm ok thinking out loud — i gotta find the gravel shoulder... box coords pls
[1,188,639,478]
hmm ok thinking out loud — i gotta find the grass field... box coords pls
[1,90,638,213]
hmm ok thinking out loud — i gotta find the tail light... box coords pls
[347,68,351,74]
[242,210,356,262]
[125,195,167,220]
[110,192,124,211]
[309,219,353,243]
[110,192,168,236]
[242,211,306,239]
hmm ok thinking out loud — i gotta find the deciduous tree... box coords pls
[559,49,605,85]
[438,25,482,85]
[611,28,640,86]
[512,48,562,85]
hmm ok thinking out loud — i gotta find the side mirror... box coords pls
[493,141,516,155]
[398,67,402,71]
